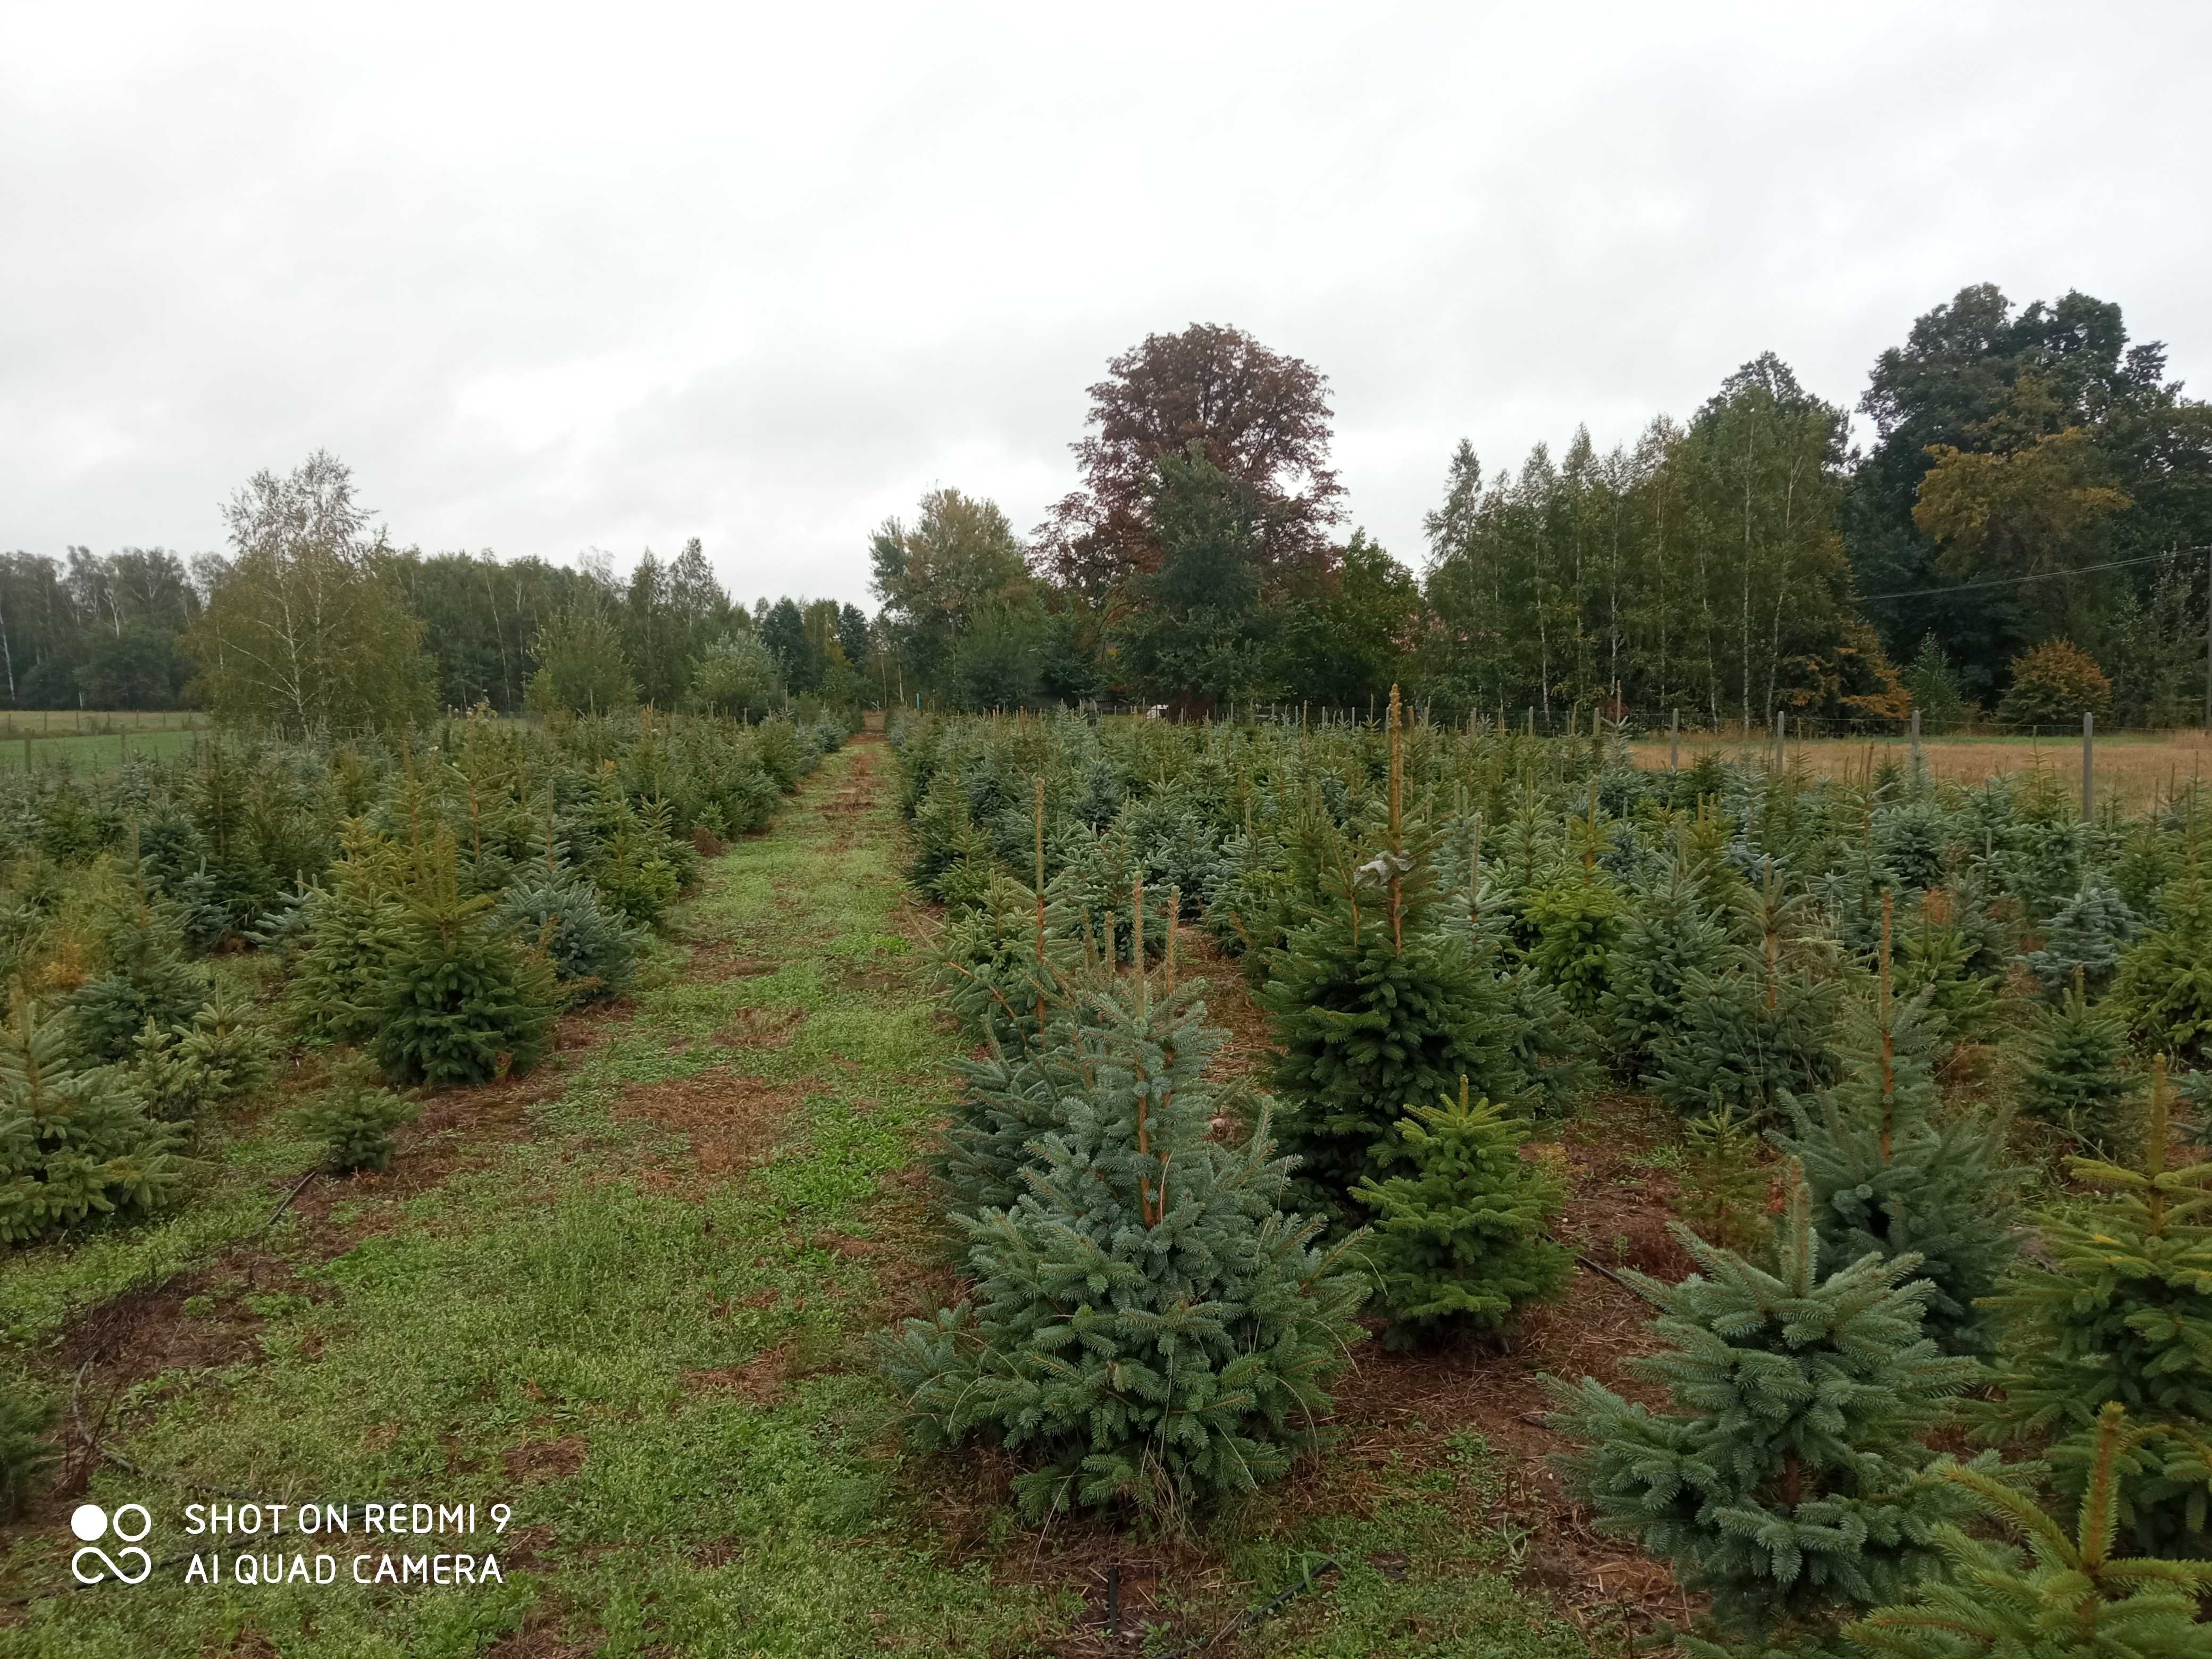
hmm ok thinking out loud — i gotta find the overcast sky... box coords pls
[5,2,2208,606]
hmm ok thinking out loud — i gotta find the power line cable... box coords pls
[1858,549,2197,604]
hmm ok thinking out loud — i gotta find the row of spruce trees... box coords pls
[889,699,2212,1655]
[1548,1049,2212,1656]
[1,705,851,1516]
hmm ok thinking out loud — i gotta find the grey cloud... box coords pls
[3,1,2207,600]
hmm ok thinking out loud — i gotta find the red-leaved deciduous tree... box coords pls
[1035,323,1344,606]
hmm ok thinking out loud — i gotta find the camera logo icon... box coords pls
[70,1503,153,1585]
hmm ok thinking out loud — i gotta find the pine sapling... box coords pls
[1647,864,1838,1119]
[1895,889,2000,1049]
[1264,688,1524,1215]
[1675,1104,1771,1253]
[0,998,185,1243]
[65,890,211,1067]
[370,828,560,1086]
[301,1058,419,1174]
[1601,857,1738,1080]
[0,1372,56,1519]
[2116,860,2212,1065]
[883,894,1370,1523]
[1521,875,1620,1022]
[2025,877,2143,1002]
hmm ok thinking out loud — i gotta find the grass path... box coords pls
[4,737,1062,1656]
[5,734,1627,1657]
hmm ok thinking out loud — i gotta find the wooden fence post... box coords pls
[1669,708,1680,772]
[1909,708,1921,783]
[2082,710,2094,823]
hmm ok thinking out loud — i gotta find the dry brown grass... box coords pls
[1628,728,2212,812]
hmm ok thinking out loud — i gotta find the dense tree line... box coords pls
[0,546,204,709]
[5,454,873,730]
[15,283,2209,729]
[877,289,2212,727]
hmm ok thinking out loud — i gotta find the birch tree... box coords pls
[182,451,432,735]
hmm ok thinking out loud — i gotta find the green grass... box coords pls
[2,741,1596,1656]
[0,728,204,772]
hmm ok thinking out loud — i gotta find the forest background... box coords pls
[10,280,2211,735]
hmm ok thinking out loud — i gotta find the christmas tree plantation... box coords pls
[883,929,1369,1522]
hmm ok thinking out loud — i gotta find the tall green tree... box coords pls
[1670,353,1863,729]
[870,487,1036,696]
[1278,531,1421,711]
[622,549,694,707]
[1414,358,1888,729]
[1112,447,1277,710]
[183,452,434,734]
[688,631,782,719]
[524,592,636,716]
[1848,284,2212,698]
[758,597,822,694]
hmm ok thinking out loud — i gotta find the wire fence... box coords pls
[1063,700,2200,743]
[0,708,210,738]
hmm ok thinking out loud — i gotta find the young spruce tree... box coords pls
[1648,864,1838,1119]
[883,894,1370,1522]
[1264,689,1521,1215]
[1350,1077,1570,1347]
[0,1370,56,1518]
[1546,1162,1979,1647]
[2116,864,2212,1065]
[2025,877,2142,1002]
[66,887,211,1067]
[300,1057,420,1174]
[1602,856,1739,1082]
[0,998,185,1243]
[1772,895,2023,1356]
[1975,1057,2212,1557]
[1846,1405,2212,1659]
[2017,966,2142,1155]
[1675,1104,1772,1253]
[369,827,560,1086]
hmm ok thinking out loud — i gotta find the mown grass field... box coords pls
[1629,726,2212,812]
[3,735,1646,1657]
[0,710,211,772]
